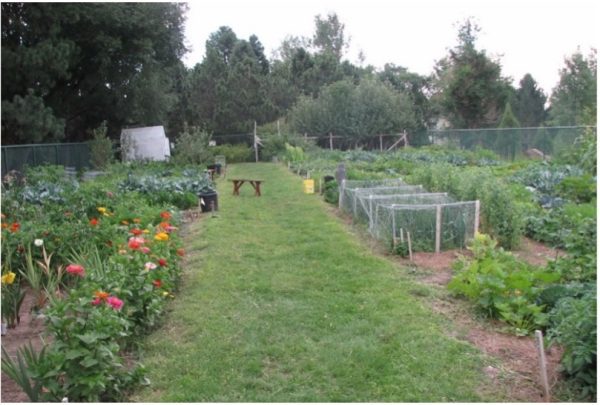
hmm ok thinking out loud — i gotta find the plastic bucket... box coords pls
[303,179,315,194]
[199,191,218,212]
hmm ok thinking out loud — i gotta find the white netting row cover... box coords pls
[339,178,479,252]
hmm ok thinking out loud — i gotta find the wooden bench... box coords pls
[229,179,264,196]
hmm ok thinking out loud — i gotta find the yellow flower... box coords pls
[1,272,16,285]
[142,229,150,234]
[97,207,107,214]
[154,232,169,241]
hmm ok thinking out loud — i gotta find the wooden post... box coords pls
[400,228,404,243]
[404,130,409,147]
[435,204,442,253]
[535,330,551,401]
[304,132,307,141]
[379,135,383,152]
[277,120,281,136]
[253,121,258,163]
[407,231,413,261]
[474,200,480,235]
[329,132,333,150]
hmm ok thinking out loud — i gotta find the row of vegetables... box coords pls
[288,137,596,400]
[1,163,214,401]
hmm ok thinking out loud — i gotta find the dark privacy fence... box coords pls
[1,142,90,176]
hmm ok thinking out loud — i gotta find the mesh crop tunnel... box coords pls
[338,178,480,253]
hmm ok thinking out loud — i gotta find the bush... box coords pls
[89,121,114,170]
[556,174,596,203]
[323,179,339,204]
[211,143,252,163]
[171,125,213,165]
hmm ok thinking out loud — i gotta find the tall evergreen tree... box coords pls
[1,2,187,143]
[432,19,512,130]
[515,73,547,127]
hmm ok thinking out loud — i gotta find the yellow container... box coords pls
[303,179,315,194]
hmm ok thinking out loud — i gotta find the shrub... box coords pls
[89,121,114,170]
[211,143,252,163]
[171,125,213,165]
[323,180,339,204]
[556,174,596,203]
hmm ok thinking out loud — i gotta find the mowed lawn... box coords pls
[130,163,494,402]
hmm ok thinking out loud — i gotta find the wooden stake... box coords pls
[435,205,442,253]
[407,231,413,261]
[277,119,281,136]
[329,132,333,150]
[379,134,383,151]
[400,228,404,243]
[535,330,551,402]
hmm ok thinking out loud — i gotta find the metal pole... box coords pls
[254,121,258,163]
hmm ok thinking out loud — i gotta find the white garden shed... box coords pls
[120,125,171,162]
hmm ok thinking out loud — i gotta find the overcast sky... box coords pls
[182,0,597,96]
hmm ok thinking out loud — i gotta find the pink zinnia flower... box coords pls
[145,262,157,270]
[141,246,151,254]
[91,298,102,306]
[66,264,85,277]
[106,296,124,311]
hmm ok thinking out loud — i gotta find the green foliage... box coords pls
[285,143,305,163]
[323,179,339,204]
[448,234,560,335]
[210,143,253,163]
[409,163,523,249]
[1,90,65,143]
[514,73,547,127]
[1,3,187,143]
[433,19,512,129]
[556,174,596,203]
[548,291,597,400]
[172,125,213,165]
[89,121,114,170]
[1,344,49,402]
[548,50,597,126]
[288,78,417,146]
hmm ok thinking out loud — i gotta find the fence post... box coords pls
[379,135,383,151]
[329,132,333,150]
[435,204,442,253]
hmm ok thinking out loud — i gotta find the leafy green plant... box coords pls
[448,233,560,334]
[548,291,596,400]
[323,179,339,204]
[1,344,50,402]
[556,174,596,203]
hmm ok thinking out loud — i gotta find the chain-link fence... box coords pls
[426,126,595,159]
[1,142,90,176]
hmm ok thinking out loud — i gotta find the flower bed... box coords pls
[1,164,198,401]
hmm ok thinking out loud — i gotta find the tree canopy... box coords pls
[1,2,187,143]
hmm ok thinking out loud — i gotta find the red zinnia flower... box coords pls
[160,211,171,220]
[9,222,20,232]
[158,258,167,267]
[106,296,124,310]
[152,279,162,288]
[130,228,143,236]
[66,264,85,277]
[89,218,99,226]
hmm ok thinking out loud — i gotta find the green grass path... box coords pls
[131,163,492,402]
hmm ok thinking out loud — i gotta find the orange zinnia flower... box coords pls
[9,222,20,232]
[160,211,171,220]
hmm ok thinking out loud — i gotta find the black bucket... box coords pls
[199,191,218,212]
